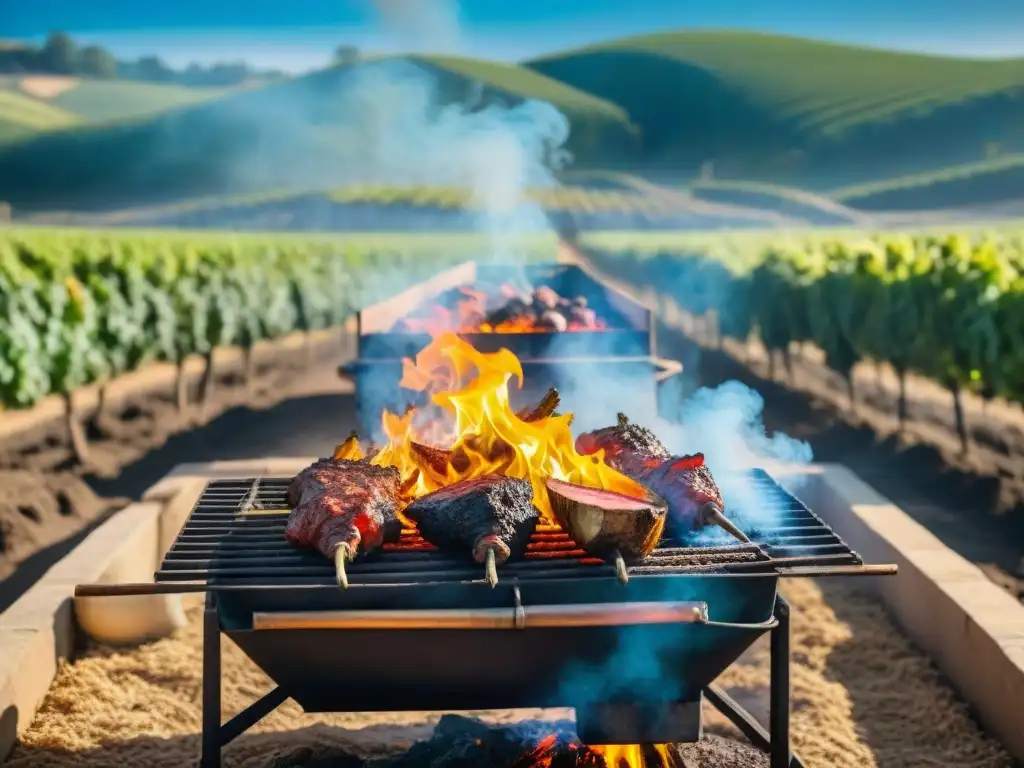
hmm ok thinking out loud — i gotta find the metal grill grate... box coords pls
[155,469,862,589]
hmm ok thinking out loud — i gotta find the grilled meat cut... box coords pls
[404,474,541,588]
[285,458,404,588]
[575,413,749,543]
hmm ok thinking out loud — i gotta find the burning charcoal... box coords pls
[570,306,597,328]
[285,458,404,588]
[486,297,531,327]
[369,715,596,768]
[533,285,561,311]
[575,414,749,544]
[546,477,668,584]
[538,309,568,332]
[404,474,540,588]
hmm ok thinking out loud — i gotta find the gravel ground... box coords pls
[6,579,1012,768]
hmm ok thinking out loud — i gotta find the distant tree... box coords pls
[334,45,361,66]
[134,55,174,82]
[41,32,76,74]
[78,45,118,78]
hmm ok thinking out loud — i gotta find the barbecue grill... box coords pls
[77,468,897,768]
[338,261,683,440]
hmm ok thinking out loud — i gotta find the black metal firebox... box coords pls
[338,261,684,440]
[78,470,896,768]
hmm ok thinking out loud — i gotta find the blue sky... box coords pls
[6,0,1024,71]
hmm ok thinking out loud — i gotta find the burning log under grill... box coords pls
[277,714,771,767]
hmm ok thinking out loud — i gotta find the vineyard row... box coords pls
[583,232,1024,451]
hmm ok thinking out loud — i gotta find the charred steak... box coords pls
[285,458,404,587]
[575,414,748,543]
[404,474,540,587]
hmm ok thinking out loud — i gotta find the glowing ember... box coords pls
[394,283,605,335]
[369,332,649,520]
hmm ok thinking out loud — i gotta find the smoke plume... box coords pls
[369,0,464,55]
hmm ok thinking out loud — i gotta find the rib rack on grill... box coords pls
[285,458,404,589]
[403,474,541,588]
[576,413,749,544]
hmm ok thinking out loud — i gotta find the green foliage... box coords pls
[585,230,1024,404]
[0,230,543,409]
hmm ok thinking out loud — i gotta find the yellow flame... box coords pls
[332,433,364,461]
[592,744,675,767]
[370,333,647,520]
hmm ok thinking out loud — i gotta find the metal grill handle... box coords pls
[252,600,709,631]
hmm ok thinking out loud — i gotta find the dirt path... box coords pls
[5,579,1010,768]
[0,333,356,610]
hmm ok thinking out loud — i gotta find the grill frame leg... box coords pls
[703,595,802,768]
[770,596,792,768]
[198,594,290,768]
[200,593,222,768]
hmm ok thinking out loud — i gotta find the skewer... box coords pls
[334,544,351,590]
[612,549,629,585]
[484,547,499,588]
[700,502,751,544]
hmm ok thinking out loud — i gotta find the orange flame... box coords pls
[369,333,648,520]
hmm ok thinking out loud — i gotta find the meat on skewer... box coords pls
[285,458,404,589]
[575,413,749,544]
[404,474,540,588]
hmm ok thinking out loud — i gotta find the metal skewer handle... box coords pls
[252,600,709,631]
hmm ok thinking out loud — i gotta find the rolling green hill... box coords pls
[525,30,1024,187]
[3,31,1024,213]
[0,57,639,212]
[48,79,231,122]
[1,74,239,126]
[0,90,79,142]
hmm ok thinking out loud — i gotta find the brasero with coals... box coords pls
[77,328,897,768]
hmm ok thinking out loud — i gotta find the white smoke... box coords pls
[369,0,464,55]
[332,0,571,262]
